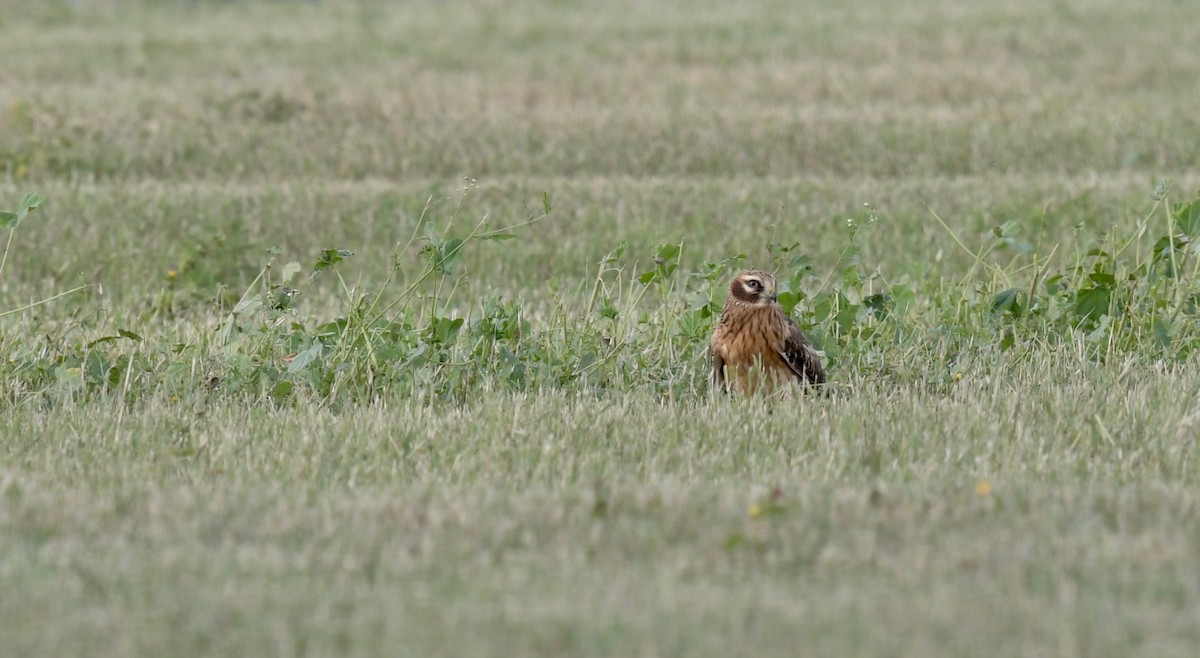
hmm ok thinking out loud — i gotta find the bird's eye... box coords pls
[745,279,760,290]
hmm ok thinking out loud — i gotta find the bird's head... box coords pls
[728,270,778,306]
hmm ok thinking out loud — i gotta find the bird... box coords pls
[710,269,825,395]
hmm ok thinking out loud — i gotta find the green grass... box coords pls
[4,1,1200,656]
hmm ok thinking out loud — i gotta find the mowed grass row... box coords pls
[2,175,1195,313]
[3,0,1200,656]
[1,0,1198,182]
[3,366,1200,656]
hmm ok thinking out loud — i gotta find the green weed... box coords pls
[5,186,1199,410]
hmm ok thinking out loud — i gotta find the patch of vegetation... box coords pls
[5,186,1199,410]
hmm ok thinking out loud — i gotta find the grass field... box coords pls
[3,0,1200,656]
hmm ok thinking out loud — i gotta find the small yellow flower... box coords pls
[975,480,992,497]
[748,504,763,519]
[955,372,964,381]
[166,269,178,280]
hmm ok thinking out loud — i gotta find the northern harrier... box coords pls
[710,270,825,395]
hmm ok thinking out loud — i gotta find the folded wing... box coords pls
[779,317,825,388]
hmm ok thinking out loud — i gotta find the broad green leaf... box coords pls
[218,315,238,344]
[232,296,263,316]
[428,316,464,343]
[835,305,858,333]
[287,343,323,374]
[317,317,349,338]
[864,293,891,316]
[1152,236,1182,260]
[992,288,1023,317]
[425,237,465,274]
[313,248,353,273]
[600,240,627,265]
[891,284,916,316]
[440,237,464,264]
[55,365,85,394]
[271,380,294,399]
[1086,314,1112,343]
[654,242,682,264]
[811,295,834,323]
[19,192,44,214]
[788,255,813,274]
[1175,198,1200,237]
[0,211,18,228]
[1153,316,1179,348]
[280,261,302,284]
[768,240,799,257]
[86,330,142,348]
[777,290,800,315]
[1074,286,1111,321]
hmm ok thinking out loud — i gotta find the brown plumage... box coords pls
[710,270,825,395]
